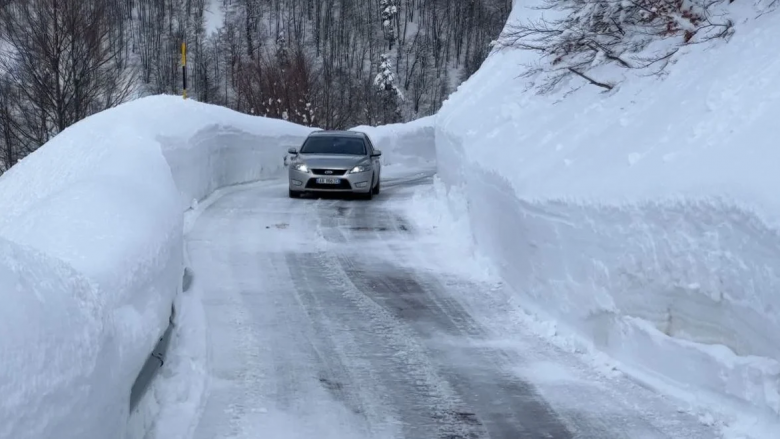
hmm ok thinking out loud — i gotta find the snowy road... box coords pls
[184,171,722,439]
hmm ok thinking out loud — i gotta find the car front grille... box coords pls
[311,168,347,176]
[306,179,353,190]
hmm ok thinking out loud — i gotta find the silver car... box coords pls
[288,131,382,199]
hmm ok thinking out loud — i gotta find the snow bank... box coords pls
[434,0,780,431]
[350,115,436,168]
[0,95,312,439]
[0,238,115,439]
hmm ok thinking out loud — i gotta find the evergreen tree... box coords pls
[374,54,403,124]
[380,0,398,50]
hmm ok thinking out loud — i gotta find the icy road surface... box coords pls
[185,170,721,439]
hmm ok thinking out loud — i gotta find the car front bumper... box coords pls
[289,168,373,193]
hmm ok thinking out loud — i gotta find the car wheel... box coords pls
[372,177,380,195]
[289,189,297,198]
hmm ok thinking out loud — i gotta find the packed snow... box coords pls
[350,115,436,169]
[0,237,116,439]
[430,0,780,436]
[0,95,312,439]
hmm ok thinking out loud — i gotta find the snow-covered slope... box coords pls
[0,95,313,439]
[434,0,780,435]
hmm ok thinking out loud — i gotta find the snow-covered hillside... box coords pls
[0,96,313,439]
[433,0,780,436]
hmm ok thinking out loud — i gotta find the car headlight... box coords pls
[292,163,309,172]
[349,164,372,173]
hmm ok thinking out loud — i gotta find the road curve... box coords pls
[185,172,720,439]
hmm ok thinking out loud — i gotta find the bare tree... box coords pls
[493,0,733,93]
[205,0,509,127]
[0,76,27,172]
[0,0,136,146]
[0,0,513,175]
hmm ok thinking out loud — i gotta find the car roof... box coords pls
[308,130,366,138]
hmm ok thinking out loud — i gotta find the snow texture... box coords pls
[0,95,313,439]
[433,0,780,435]
[351,115,436,167]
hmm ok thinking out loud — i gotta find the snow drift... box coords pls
[0,95,312,439]
[434,0,780,430]
[351,115,436,167]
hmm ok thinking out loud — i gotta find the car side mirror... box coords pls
[288,147,298,155]
[371,149,382,157]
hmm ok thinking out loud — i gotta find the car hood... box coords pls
[298,154,367,169]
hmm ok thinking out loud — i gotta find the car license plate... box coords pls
[316,177,341,184]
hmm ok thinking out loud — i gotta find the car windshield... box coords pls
[299,136,366,155]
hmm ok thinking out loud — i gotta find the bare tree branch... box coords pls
[493,0,734,94]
